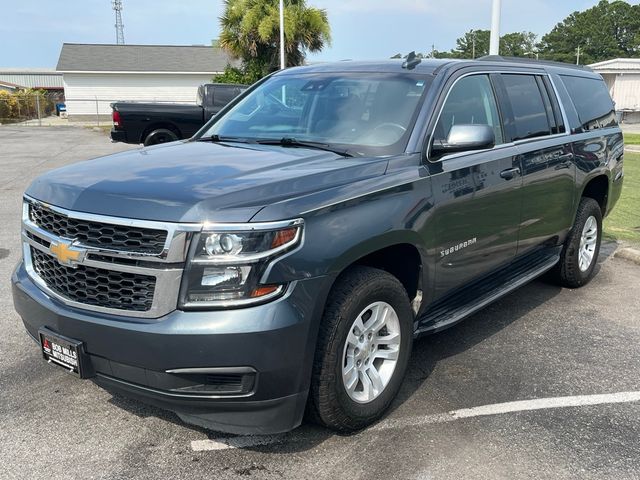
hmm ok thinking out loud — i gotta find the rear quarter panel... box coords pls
[572,129,624,217]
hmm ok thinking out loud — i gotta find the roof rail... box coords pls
[476,55,592,71]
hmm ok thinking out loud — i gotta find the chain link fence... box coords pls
[0,92,59,125]
[0,93,201,127]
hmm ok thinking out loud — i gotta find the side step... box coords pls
[414,248,561,336]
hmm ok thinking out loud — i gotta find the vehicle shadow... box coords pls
[383,241,617,422]
[391,278,563,411]
[107,244,617,454]
[392,241,617,416]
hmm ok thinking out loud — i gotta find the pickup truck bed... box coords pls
[111,83,246,145]
[110,103,206,145]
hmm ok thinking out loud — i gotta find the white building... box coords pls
[590,58,640,123]
[56,43,235,121]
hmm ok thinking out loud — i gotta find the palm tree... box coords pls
[218,0,331,74]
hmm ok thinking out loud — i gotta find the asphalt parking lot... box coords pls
[1,126,639,480]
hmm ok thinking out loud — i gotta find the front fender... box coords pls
[262,164,433,287]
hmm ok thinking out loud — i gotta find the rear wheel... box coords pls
[550,197,603,288]
[309,266,413,432]
[143,128,179,146]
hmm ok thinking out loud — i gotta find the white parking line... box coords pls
[191,391,640,451]
[191,434,290,451]
[373,390,640,431]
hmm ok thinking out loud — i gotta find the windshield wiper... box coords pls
[196,134,251,144]
[254,137,355,157]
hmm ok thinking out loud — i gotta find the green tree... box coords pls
[539,0,640,64]
[451,30,491,58]
[214,64,248,84]
[500,31,538,57]
[218,0,331,83]
[431,30,537,59]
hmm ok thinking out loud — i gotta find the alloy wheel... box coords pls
[341,301,401,404]
[578,215,598,272]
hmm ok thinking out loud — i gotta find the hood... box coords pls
[26,141,388,223]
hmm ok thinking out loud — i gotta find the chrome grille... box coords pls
[31,247,156,312]
[29,202,168,254]
[22,197,199,318]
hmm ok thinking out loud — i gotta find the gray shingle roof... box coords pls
[56,43,236,73]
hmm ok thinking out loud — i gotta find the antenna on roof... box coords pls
[402,51,421,70]
[112,0,125,45]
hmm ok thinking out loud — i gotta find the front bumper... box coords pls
[12,261,331,434]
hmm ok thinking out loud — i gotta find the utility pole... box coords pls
[489,0,501,55]
[576,46,581,65]
[472,31,476,59]
[279,0,285,69]
[112,0,125,45]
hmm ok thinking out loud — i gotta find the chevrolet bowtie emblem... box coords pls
[50,241,86,267]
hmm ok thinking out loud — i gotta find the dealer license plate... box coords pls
[39,328,86,378]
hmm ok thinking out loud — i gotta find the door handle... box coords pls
[554,153,574,170]
[500,167,521,180]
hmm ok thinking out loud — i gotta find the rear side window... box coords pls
[560,75,617,131]
[501,74,551,141]
[213,86,243,109]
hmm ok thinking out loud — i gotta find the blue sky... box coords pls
[1,0,637,67]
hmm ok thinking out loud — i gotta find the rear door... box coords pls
[427,73,523,298]
[497,73,576,255]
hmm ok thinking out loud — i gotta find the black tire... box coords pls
[550,197,603,288]
[143,128,179,146]
[308,266,413,432]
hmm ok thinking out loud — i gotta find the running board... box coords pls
[414,248,561,336]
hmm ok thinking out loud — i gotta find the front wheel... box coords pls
[309,266,413,432]
[550,197,603,288]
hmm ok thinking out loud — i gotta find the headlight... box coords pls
[179,219,303,308]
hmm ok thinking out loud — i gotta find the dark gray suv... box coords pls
[12,56,623,434]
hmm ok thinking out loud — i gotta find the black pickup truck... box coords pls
[110,83,246,146]
[14,57,624,435]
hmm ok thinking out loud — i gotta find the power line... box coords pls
[112,0,125,45]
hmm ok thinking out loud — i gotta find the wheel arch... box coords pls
[326,232,426,305]
[580,173,609,217]
[140,122,182,144]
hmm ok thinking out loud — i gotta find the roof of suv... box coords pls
[280,59,452,75]
[279,57,600,79]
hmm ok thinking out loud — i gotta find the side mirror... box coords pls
[431,124,495,157]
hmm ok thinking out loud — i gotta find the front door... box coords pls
[427,74,523,298]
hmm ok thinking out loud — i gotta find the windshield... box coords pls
[198,72,432,156]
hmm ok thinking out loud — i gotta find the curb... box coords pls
[614,247,640,266]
